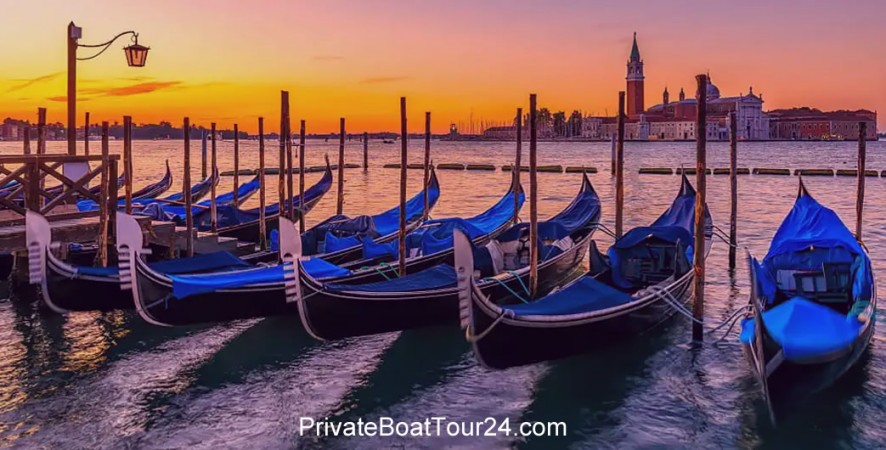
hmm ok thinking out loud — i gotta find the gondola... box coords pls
[296,166,441,265]
[122,176,519,326]
[214,162,334,243]
[321,174,523,284]
[458,174,712,370]
[295,173,601,341]
[739,180,876,421]
[126,160,174,200]
[25,210,257,313]
[119,213,303,326]
[153,166,219,204]
[75,161,174,211]
[139,171,261,225]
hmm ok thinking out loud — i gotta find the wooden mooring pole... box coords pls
[423,111,431,220]
[37,108,46,203]
[610,134,616,175]
[201,130,208,180]
[363,132,369,172]
[278,91,287,219]
[299,120,306,233]
[398,97,408,277]
[22,126,30,155]
[210,122,218,233]
[37,108,46,154]
[284,97,294,222]
[728,111,737,270]
[233,123,240,205]
[692,74,708,343]
[84,112,90,156]
[184,117,194,257]
[123,116,133,214]
[258,117,268,249]
[615,92,625,239]
[337,118,346,215]
[514,107,522,224]
[528,93,539,298]
[98,121,110,267]
[856,121,867,240]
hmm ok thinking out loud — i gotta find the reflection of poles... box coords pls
[258,117,267,250]
[398,97,408,277]
[692,74,708,343]
[528,94,538,298]
[856,121,867,240]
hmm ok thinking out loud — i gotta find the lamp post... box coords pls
[67,22,149,155]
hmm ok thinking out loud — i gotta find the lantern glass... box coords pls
[124,44,149,67]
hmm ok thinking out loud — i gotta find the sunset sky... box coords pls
[1,0,884,133]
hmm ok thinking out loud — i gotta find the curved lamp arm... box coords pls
[76,31,139,61]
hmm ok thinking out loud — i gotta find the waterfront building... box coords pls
[768,108,877,140]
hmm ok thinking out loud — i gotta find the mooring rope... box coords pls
[592,222,617,238]
[646,284,749,338]
[464,311,508,343]
[483,276,529,304]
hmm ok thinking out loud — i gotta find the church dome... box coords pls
[706,81,720,100]
[695,77,721,100]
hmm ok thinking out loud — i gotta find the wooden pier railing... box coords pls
[0,154,119,262]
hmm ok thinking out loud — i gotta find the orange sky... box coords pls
[1,0,884,133]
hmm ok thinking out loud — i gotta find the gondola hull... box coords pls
[43,257,130,312]
[132,260,294,325]
[216,191,326,244]
[741,309,876,406]
[298,228,592,340]
[467,273,693,370]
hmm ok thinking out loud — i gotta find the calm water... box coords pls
[1,139,885,449]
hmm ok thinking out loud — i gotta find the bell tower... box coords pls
[626,32,645,117]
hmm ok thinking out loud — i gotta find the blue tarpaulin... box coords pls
[755,191,872,305]
[504,276,633,317]
[739,297,863,360]
[169,263,292,299]
[76,251,250,278]
[608,176,702,289]
[363,186,523,260]
[326,264,456,293]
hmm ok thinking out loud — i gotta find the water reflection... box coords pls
[0,140,884,448]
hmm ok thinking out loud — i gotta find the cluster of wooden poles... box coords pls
[18,75,868,344]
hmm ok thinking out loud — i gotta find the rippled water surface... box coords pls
[1,139,885,449]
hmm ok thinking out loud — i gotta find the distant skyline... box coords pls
[1,0,884,133]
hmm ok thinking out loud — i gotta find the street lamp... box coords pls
[67,22,149,155]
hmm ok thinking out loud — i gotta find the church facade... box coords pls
[586,33,878,141]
